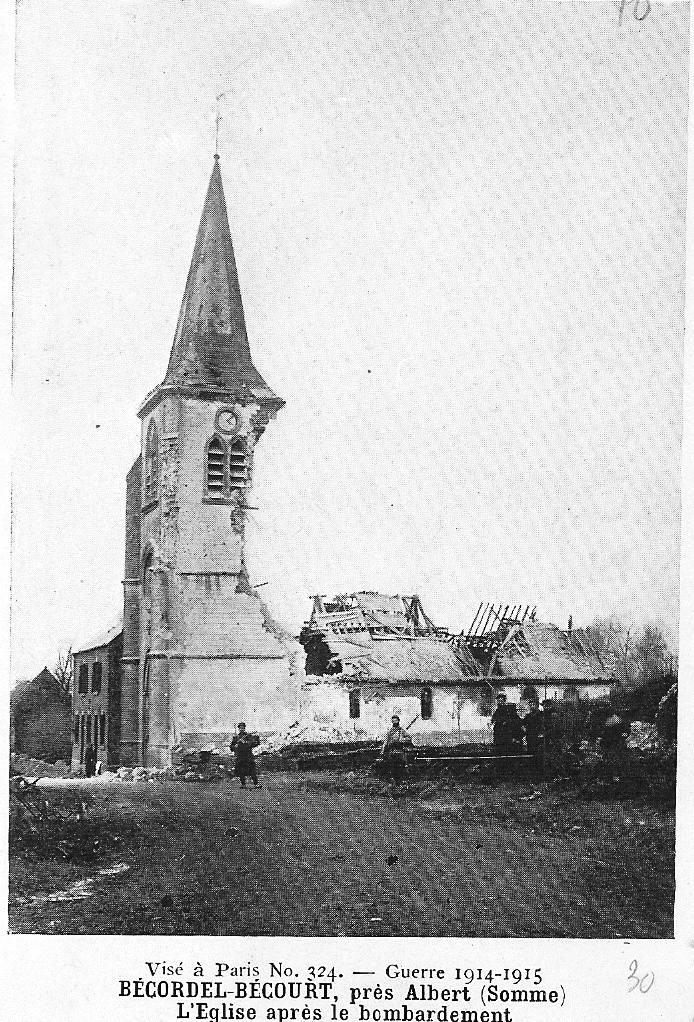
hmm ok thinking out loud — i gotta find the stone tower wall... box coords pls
[120,455,142,766]
[132,393,299,764]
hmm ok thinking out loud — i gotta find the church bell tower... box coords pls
[120,156,300,767]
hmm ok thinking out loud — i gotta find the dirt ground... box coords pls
[8,771,674,937]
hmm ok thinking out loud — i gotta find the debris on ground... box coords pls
[256,721,369,756]
[9,773,105,861]
[10,753,71,778]
[115,765,175,782]
[627,721,659,752]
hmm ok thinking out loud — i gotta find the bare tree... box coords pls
[634,625,676,686]
[585,616,677,689]
[53,648,73,697]
[584,615,635,685]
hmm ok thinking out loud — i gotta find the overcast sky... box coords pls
[11,0,689,681]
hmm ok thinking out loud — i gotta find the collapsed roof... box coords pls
[302,592,480,683]
[476,621,615,682]
[302,594,616,686]
[463,603,616,683]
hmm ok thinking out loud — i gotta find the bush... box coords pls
[9,775,125,861]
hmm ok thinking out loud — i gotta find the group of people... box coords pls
[490,692,546,756]
[376,697,547,770]
[226,697,548,790]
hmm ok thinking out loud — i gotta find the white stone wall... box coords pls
[300,678,612,745]
[173,656,300,749]
[301,681,501,744]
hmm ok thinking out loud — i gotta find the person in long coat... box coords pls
[84,743,97,777]
[229,723,261,788]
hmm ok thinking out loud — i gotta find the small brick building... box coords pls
[71,620,123,770]
[10,667,72,763]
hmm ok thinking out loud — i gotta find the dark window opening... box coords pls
[206,437,225,493]
[522,685,539,709]
[78,664,88,694]
[228,440,247,488]
[421,685,433,720]
[144,420,159,503]
[99,713,106,748]
[91,662,102,694]
[74,717,79,743]
[349,689,361,719]
[86,715,92,746]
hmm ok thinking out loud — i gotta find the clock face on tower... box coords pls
[215,408,238,434]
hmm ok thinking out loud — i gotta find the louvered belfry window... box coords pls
[144,420,159,503]
[229,440,247,489]
[206,437,225,494]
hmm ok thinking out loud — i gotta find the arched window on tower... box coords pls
[144,420,159,503]
[206,437,225,494]
[78,664,88,695]
[229,440,248,489]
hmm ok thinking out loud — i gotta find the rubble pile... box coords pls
[627,721,660,752]
[10,754,70,778]
[115,766,175,783]
[256,720,365,756]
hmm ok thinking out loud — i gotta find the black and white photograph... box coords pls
[6,0,690,952]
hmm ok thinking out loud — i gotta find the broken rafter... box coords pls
[467,601,485,637]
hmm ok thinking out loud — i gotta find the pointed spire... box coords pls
[161,158,281,405]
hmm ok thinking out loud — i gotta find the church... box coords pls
[72,156,303,769]
[70,157,615,772]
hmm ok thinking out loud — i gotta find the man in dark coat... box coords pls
[229,723,261,788]
[490,693,522,755]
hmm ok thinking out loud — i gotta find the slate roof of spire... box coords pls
[161,156,282,405]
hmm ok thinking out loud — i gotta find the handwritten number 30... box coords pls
[619,0,651,24]
[628,961,655,994]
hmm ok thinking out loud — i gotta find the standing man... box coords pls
[84,742,96,778]
[229,723,261,789]
[379,715,414,778]
[381,715,414,758]
[490,693,514,755]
